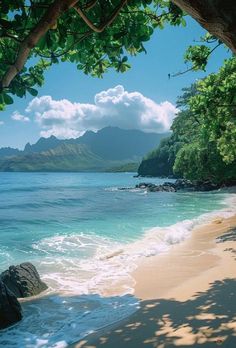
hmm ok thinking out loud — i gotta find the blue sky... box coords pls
[0,17,230,149]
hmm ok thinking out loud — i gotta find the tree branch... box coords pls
[0,33,22,43]
[171,42,222,77]
[82,0,98,10]
[35,30,92,59]
[74,0,127,33]
[0,0,78,90]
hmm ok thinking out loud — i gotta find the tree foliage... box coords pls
[0,0,232,110]
[188,58,236,164]
[0,0,187,109]
[138,57,236,184]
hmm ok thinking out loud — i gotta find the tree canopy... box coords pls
[0,0,235,110]
[0,0,185,109]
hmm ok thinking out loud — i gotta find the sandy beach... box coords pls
[72,214,236,348]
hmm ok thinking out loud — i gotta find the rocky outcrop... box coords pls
[135,182,176,192]
[0,279,22,329]
[174,179,220,191]
[119,179,221,193]
[0,262,48,298]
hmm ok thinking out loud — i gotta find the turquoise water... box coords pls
[0,172,230,267]
[0,172,235,348]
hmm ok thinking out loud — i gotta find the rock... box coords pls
[174,179,194,190]
[174,179,220,191]
[195,181,220,191]
[148,186,160,192]
[0,279,22,329]
[130,179,221,193]
[1,262,48,298]
[135,182,177,192]
[162,185,176,192]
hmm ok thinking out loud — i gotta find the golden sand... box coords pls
[71,215,236,348]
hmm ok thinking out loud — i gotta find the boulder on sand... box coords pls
[0,262,48,298]
[0,279,22,329]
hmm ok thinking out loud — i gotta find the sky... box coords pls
[0,17,231,149]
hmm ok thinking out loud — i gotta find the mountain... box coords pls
[24,135,62,153]
[0,144,111,172]
[0,147,21,158]
[75,127,169,160]
[0,127,170,172]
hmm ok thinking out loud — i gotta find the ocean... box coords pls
[0,172,235,348]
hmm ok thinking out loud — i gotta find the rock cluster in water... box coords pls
[0,262,48,329]
[119,179,221,192]
[135,182,176,192]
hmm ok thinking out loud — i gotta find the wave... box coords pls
[1,193,235,348]
[25,193,236,299]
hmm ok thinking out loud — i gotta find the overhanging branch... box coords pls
[74,0,127,33]
[0,0,78,90]
[171,42,222,77]
[82,0,98,11]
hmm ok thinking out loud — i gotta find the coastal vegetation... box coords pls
[0,1,235,110]
[138,57,236,185]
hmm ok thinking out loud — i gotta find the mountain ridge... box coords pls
[0,127,170,172]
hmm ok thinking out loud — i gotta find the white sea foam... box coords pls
[105,186,147,193]
[29,193,236,299]
[1,193,235,347]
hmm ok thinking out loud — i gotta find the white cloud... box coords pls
[0,121,4,126]
[23,85,178,138]
[11,111,30,122]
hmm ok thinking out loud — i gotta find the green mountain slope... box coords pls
[0,144,111,172]
[0,127,169,172]
[0,127,169,160]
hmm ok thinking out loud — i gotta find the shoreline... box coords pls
[72,214,236,347]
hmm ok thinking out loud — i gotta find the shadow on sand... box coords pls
[1,278,236,347]
[77,278,236,348]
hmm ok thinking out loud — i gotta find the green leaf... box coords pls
[27,88,38,97]
[3,93,13,105]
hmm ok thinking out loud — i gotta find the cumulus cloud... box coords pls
[0,121,4,126]
[23,85,178,138]
[11,111,30,122]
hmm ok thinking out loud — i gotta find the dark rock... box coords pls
[135,182,177,192]
[175,179,194,190]
[125,178,224,193]
[0,279,22,329]
[194,181,220,191]
[162,185,176,192]
[148,186,160,192]
[174,179,220,191]
[1,262,48,298]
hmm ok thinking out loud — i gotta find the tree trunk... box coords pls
[1,0,78,89]
[172,0,236,54]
